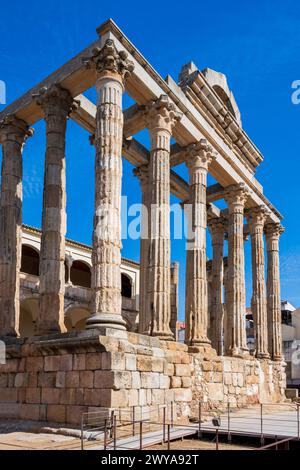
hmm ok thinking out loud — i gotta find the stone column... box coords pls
[246,206,269,359]
[224,183,249,357]
[265,222,284,361]
[0,115,33,336]
[208,216,225,355]
[34,84,76,335]
[133,164,151,334]
[85,39,134,330]
[185,140,215,347]
[147,95,181,340]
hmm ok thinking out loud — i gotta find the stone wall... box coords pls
[190,352,286,415]
[0,331,286,426]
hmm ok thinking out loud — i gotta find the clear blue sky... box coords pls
[1,0,299,318]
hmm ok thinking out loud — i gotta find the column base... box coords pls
[272,355,284,362]
[257,352,270,360]
[86,313,126,331]
[227,346,250,359]
[152,331,174,341]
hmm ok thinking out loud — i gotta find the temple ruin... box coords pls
[0,19,286,425]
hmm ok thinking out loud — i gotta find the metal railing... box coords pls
[80,401,300,451]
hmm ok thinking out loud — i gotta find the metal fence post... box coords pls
[132,406,136,437]
[227,403,231,443]
[104,419,107,451]
[81,414,84,451]
[163,406,166,443]
[113,415,117,451]
[167,424,171,450]
[140,421,143,450]
[171,401,174,428]
[260,404,264,446]
[198,402,202,438]
[216,428,219,451]
[297,404,300,440]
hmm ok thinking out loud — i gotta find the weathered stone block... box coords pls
[28,372,38,388]
[0,388,18,403]
[14,372,29,388]
[84,389,103,407]
[65,371,80,388]
[165,363,174,376]
[175,364,191,377]
[173,388,192,402]
[26,356,44,372]
[160,374,170,389]
[73,354,86,371]
[127,389,139,407]
[152,358,165,373]
[38,372,56,388]
[66,406,87,425]
[79,371,94,389]
[86,353,102,370]
[207,383,223,401]
[141,372,160,389]
[59,355,73,372]
[152,389,165,405]
[137,356,152,372]
[171,376,182,388]
[26,388,41,404]
[55,371,66,388]
[131,372,141,389]
[182,377,192,388]
[0,374,7,388]
[125,354,137,371]
[47,405,66,423]
[94,371,114,389]
[41,388,60,404]
[110,390,129,407]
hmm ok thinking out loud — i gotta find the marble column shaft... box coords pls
[147,95,181,339]
[86,39,134,330]
[185,140,215,346]
[224,183,249,356]
[34,84,75,334]
[134,165,151,334]
[266,222,284,361]
[208,216,225,355]
[247,206,269,359]
[0,115,33,336]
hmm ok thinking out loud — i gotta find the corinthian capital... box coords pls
[33,84,78,118]
[265,222,285,239]
[146,95,182,134]
[208,216,226,237]
[224,182,249,210]
[0,114,33,145]
[84,39,134,82]
[246,205,269,231]
[186,139,216,171]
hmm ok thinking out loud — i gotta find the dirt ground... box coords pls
[149,438,255,451]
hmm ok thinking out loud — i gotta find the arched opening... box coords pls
[70,260,91,288]
[121,273,132,299]
[19,298,39,337]
[65,306,90,331]
[21,245,40,276]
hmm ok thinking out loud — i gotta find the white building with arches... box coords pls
[19,225,140,336]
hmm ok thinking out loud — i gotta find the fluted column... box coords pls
[170,262,179,338]
[224,183,249,357]
[34,84,76,335]
[147,95,181,340]
[265,222,284,361]
[85,40,134,330]
[0,115,33,336]
[134,165,151,334]
[246,206,269,359]
[208,216,225,355]
[185,140,215,347]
